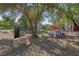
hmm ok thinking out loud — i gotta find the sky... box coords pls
[0,14,51,25]
[42,18,52,25]
[0,16,3,20]
[0,11,52,25]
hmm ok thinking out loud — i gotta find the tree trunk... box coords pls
[68,14,79,31]
[32,24,38,38]
[71,19,79,31]
[29,20,38,38]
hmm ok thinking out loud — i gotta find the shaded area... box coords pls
[0,40,13,46]
[3,44,28,56]
[0,39,32,56]
[0,34,79,56]
[22,35,79,56]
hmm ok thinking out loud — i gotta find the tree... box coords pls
[47,4,79,31]
[57,4,79,31]
[17,4,53,37]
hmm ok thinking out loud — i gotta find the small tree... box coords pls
[18,4,46,38]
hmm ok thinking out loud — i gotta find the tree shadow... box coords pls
[0,39,13,46]
[65,35,79,39]
[0,35,79,56]
[29,36,63,55]
[0,39,32,56]
[29,35,79,56]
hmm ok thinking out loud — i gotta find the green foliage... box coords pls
[0,20,13,29]
[0,3,79,33]
[47,4,79,30]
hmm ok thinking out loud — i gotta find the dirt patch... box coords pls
[0,32,79,56]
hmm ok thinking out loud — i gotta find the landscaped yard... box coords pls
[0,3,79,56]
